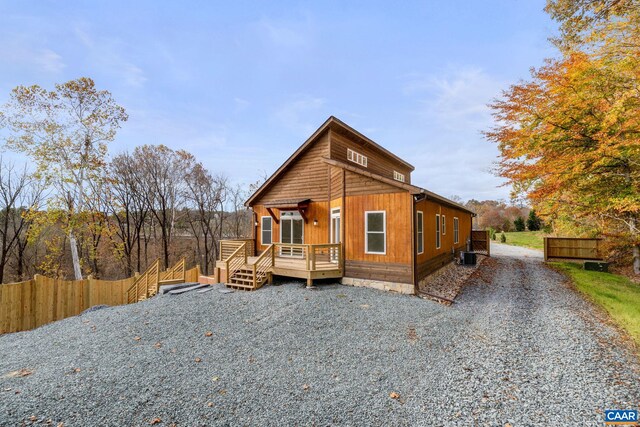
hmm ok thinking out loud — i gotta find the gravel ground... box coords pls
[418,254,487,302]
[0,243,638,426]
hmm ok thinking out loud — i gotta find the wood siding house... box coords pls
[220,116,474,294]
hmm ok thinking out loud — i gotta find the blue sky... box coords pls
[0,1,557,201]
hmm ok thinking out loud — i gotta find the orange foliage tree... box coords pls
[486,0,640,273]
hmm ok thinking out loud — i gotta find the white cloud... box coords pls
[255,17,309,48]
[73,25,147,88]
[234,97,250,112]
[404,67,503,131]
[0,43,65,73]
[399,66,510,201]
[273,95,326,134]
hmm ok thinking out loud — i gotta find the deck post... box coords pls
[305,246,310,271]
[306,277,313,288]
[486,230,491,257]
[252,263,257,289]
[271,245,275,267]
[310,246,316,270]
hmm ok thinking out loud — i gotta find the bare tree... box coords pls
[133,145,188,269]
[105,153,149,276]
[184,160,227,275]
[0,159,44,283]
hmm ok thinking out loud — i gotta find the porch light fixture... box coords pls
[254,221,259,226]
[313,218,318,226]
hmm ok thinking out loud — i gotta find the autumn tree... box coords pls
[1,78,127,279]
[487,1,640,273]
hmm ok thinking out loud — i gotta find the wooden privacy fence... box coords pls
[471,230,490,256]
[0,264,202,335]
[0,275,134,334]
[544,237,603,261]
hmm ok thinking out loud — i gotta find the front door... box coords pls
[280,212,304,257]
[331,208,341,262]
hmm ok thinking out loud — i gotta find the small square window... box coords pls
[394,171,405,182]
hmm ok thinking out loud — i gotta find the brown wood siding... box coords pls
[344,192,413,266]
[330,166,343,197]
[329,131,412,183]
[344,170,404,196]
[257,132,330,203]
[414,199,472,281]
[253,202,330,251]
[344,260,412,284]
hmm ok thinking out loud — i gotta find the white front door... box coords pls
[280,211,304,257]
[331,208,341,262]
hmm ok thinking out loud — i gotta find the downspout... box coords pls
[412,195,417,294]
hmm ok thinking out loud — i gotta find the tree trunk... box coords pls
[631,217,639,276]
[69,230,83,280]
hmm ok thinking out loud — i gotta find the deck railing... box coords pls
[219,239,254,261]
[252,244,275,287]
[159,257,186,283]
[218,240,343,274]
[225,242,247,280]
[126,259,161,303]
[274,243,342,272]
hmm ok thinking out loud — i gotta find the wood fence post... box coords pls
[486,230,490,257]
[543,237,548,261]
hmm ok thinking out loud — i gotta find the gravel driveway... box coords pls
[1,244,638,426]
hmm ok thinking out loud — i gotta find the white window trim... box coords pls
[442,214,446,235]
[417,211,424,254]
[436,213,441,249]
[347,148,368,167]
[454,217,459,244]
[261,216,272,245]
[394,170,405,182]
[279,211,304,245]
[365,210,386,255]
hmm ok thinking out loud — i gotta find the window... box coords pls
[442,215,446,235]
[394,171,405,182]
[435,214,441,249]
[261,216,272,245]
[416,211,424,254]
[365,211,386,254]
[347,148,368,167]
[454,217,459,244]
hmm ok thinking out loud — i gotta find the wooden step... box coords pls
[159,278,184,285]
[226,283,255,291]
[233,272,254,279]
[226,281,254,289]
[230,277,255,284]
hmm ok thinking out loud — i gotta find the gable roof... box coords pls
[245,116,414,206]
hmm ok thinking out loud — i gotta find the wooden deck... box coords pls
[246,255,343,281]
[218,241,343,289]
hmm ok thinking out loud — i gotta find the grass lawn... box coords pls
[553,262,640,348]
[498,231,546,250]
